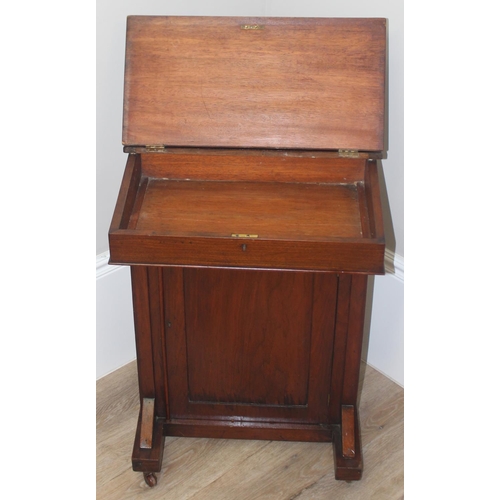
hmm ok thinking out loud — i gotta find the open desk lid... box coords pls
[122,16,386,151]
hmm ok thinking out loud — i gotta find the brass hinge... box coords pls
[145,145,165,152]
[338,149,360,158]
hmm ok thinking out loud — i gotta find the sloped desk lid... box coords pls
[122,16,386,151]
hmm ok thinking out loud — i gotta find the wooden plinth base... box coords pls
[163,418,333,442]
[131,412,363,486]
[131,415,165,474]
[332,408,363,481]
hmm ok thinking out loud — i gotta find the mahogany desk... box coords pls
[109,16,387,487]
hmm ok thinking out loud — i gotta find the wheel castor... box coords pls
[143,472,157,488]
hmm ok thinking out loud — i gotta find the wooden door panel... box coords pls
[164,267,339,424]
[184,268,313,406]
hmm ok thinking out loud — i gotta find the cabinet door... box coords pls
[164,267,338,424]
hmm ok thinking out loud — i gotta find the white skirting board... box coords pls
[96,251,404,386]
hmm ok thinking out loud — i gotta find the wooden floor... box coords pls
[97,361,403,499]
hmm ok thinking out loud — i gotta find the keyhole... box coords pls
[241,244,247,251]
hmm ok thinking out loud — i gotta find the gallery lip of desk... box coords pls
[109,152,385,273]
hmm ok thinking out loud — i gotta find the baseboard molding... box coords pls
[96,251,120,280]
[366,361,403,388]
[384,249,404,282]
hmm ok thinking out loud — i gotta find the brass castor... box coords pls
[143,472,157,488]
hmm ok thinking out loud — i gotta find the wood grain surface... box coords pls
[134,180,363,240]
[183,268,313,406]
[123,16,386,151]
[97,361,403,499]
[108,155,386,274]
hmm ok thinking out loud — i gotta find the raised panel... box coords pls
[164,267,339,424]
[183,268,313,406]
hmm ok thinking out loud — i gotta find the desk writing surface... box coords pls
[133,179,363,241]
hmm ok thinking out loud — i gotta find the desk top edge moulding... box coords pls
[108,16,388,487]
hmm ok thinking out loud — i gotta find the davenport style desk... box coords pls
[109,16,387,487]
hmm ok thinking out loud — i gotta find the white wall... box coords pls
[96,0,404,385]
[366,253,404,385]
[96,255,136,379]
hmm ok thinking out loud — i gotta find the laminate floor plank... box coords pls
[188,440,333,500]
[152,437,271,500]
[292,395,403,499]
[96,361,403,499]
